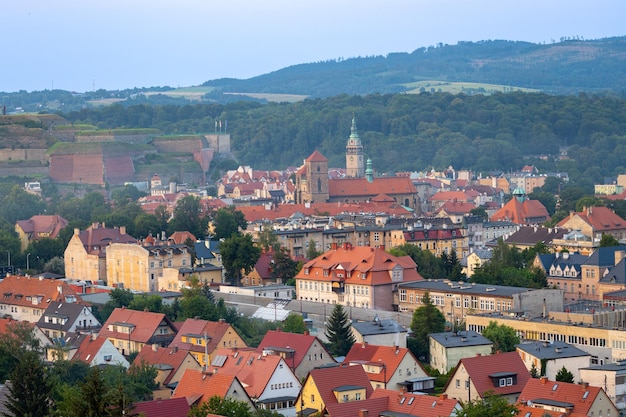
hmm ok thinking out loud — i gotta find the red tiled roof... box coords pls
[253,251,275,280]
[344,344,422,384]
[429,191,472,202]
[518,378,603,415]
[306,151,328,163]
[371,389,460,417]
[78,223,137,249]
[328,177,416,198]
[133,344,198,385]
[325,397,388,417]
[173,369,240,405]
[491,198,550,224]
[132,397,190,417]
[169,318,242,355]
[256,329,332,369]
[307,364,373,406]
[99,308,175,344]
[73,335,107,364]
[452,351,530,397]
[557,206,626,232]
[297,245,423,286]
[16,215,68,240]
[209,347,286,399]
[168,231,196,244]
[0,275,83,309]
[0,317,34,334]
[436,199,476,215]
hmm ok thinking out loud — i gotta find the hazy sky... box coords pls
[3,0,623,93]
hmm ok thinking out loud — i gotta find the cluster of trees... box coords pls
[58,91,626,190]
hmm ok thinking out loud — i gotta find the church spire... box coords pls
[346,114,365,178]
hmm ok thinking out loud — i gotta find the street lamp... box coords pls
[26,253,31,271]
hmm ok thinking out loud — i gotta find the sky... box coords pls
[2,0,624,93]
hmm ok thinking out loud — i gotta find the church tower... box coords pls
[346,117,365,178]
[295,151,329,204]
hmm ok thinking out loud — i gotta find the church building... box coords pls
[295,117,418,209]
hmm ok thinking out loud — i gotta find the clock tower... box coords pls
[346,116,365,178]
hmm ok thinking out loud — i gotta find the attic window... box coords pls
[408,397,414,405]
[583,391,589,399]
[399,397,406,404]
[552,384,559,391]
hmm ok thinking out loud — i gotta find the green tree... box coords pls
[325,304,355,357]
[555,366,574,383]
[481,321,520,353]
[306,239,322,260]
[258,224,280,252]
[530,363,540,378]
[388,244,445,279]
[168,195,208,238]
[188,395,254,417]
[282,314,307,334]
[456,391,518,417]
[271,248,300,285]
[220,233,261,286]
[470,206,488,221]
[2,351,53,417]
[56,366,109,417]
[43,256,65,275]
[133,212,161,240]
[409,292,446,361]
[600,233,620,247]
[212,206,247,240]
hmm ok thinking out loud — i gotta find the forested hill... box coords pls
[64,92,626,189]
[202,37,626,98]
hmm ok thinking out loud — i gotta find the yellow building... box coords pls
[391,226,469,258]
[106,242,192,292]
[64,223,137,281]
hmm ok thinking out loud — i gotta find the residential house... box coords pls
[37,300,100,340]
[172,370,254,409]
[482,221,519,245]
[464,249,493,277]
[194,239,222,269]
[580,361,626,412]
[256,329,335,380]
[435,199,476,224]
[132,397,190,417]
[428,191,474,212]
[429,331,493,374]
[324,390,460,417]
[99,308,178,356]
[168,318,247,368]
[295,243,423,311]
[490,189,550,225]
[208,347,301,416]
[535,251,588,303]
[391,224,469,258]
[344,342,433,393]
[517,377,618,417]
[350,317,407,349]
[106,241,192,292]
[296,364,373,417]
[244,250,278,286]
[444,351,531,403]
[72,334,129,368]
[0,275,82,322]
[498,226,567,251]
[133,343,202,399]
[15,214,68,251]
[516,341,591,381]
[397,280,563,322]
[558,206,626,245]
[64,222,137,281]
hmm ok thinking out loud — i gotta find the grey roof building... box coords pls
[351,317,407,348]
[429,331,493,373]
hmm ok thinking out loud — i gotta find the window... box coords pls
[311,394,315,403]
[399,289,406,302]
[499,378,506,387]
[342,394,349,402]
[456,379,460,388]
[355,393,361,400]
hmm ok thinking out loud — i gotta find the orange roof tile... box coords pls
[305,151,328,163]
[256,329,333,369]
[307,364,373,406]
[518,378,604,415]
[371,389,460,417]
[0,275,83,309]
[15,215,68,240]
[134,344,199,385]
[491,198,550,224]
[344,344,422,384]
[169,318,243,355]
[132,397,190,417]
[429,191,473,202]
[99,308,175,344]
[557,206,626,232]
[172,369,239,404]
[328,177,416,198]
[297,245,423,286]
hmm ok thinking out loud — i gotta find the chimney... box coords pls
[475,353,481,357]
[581,381,589,390]
[439,393,448,400]
[91,333,97,341]
[304,330,309,336]
[331,243,338,250]
[380,244,385,251]
[615,250,625,266]
[218,318,225,323]
[358,410,369,417]
[120,226,126,235]
[540,376,548,384]
[152,344,159,352]
[362,341,367,348]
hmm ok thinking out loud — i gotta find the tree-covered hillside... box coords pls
[63,91,626,189]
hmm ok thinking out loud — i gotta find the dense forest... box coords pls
[62,91,626,189]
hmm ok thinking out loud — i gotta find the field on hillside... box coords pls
[223,92,308,103]
[404,80,540,95]
[144,86,215,101]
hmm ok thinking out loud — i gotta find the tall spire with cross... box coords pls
[346,114,365,178]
